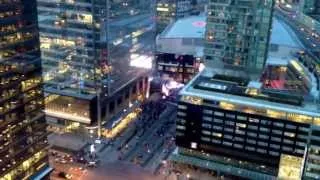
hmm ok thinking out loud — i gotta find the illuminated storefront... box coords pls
[278,154,303,180]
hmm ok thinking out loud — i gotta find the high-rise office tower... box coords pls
[204,0,274,74]
[0,0,50,179]
[37,1,155,136]
[156,0,194,33]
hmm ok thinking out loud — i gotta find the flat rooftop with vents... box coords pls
[180,67,320,125]
[156,15,206,57]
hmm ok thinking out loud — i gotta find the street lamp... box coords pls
[97,88,102,139]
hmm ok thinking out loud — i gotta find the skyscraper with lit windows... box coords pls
[156,0,194,33]
[0,0,50,179]
[37,0,155,137]
[204,0,274,74]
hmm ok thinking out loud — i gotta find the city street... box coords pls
[49,98,180,180]
[275,6,320,54]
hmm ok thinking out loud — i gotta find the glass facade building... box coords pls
[156,0,193,33]
[204,0,274,74]
[0,0,49,179]
[37,0,155,130]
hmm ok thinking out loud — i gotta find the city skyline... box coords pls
[1,0,320,180]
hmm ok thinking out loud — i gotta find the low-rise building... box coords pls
[156,15,205,83]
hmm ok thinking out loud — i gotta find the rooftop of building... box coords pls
[270,18,304,48]
[176,14,320,118]
[180,67,320,119]
[156,15,303,58]
[160,15,206,39]
[158,16,301,45]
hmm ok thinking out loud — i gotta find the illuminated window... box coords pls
[248,125,258,130]
[224,135,232,139]
[203,109,213,114]
[270,151,279,156]
[177,131,184,136]
[202,130,211,135]
[257,148,267,154]
[214,111,224,117]
[213,126,222,130]
[236,123,246,128]
[213,118,223,123]
[246,146,255,151]
[177,125,186,130]
[267,109,286,118]
[225,128,233,133]
[286,124,296,130]
[282,146,293,151]
[272,129,282,135]
[249,117,259,123]
[299,127,309,132]
[201,137,210,142]
[178,105,187,110]
[223,141,232,146]
[220,102,235,110]
[78,14,93,24]
[212,132,222,138]
[283,139,294,144]
[260,127,269,132]
[212,139,221,144]
[259,134,269,139]
[177,112,186,116]
[296,142,305,147]
[226,113,235,119]
[270,144,280,149]
[297,134,307,139]
[237,115,247,121]
[274,122,284,127]
[248,132,257,137]
[191,142,197,149]
[203,116,212,122]
[177,118,186,124]
[235,137,244,142]
[271,137,281,142]
[202,123,211,129]
[234,144,243,149]
[225,121,235,126]
[314,117,320,125]
[258,141,268,147]
[247,139,256,144]
[284,132,295,138]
